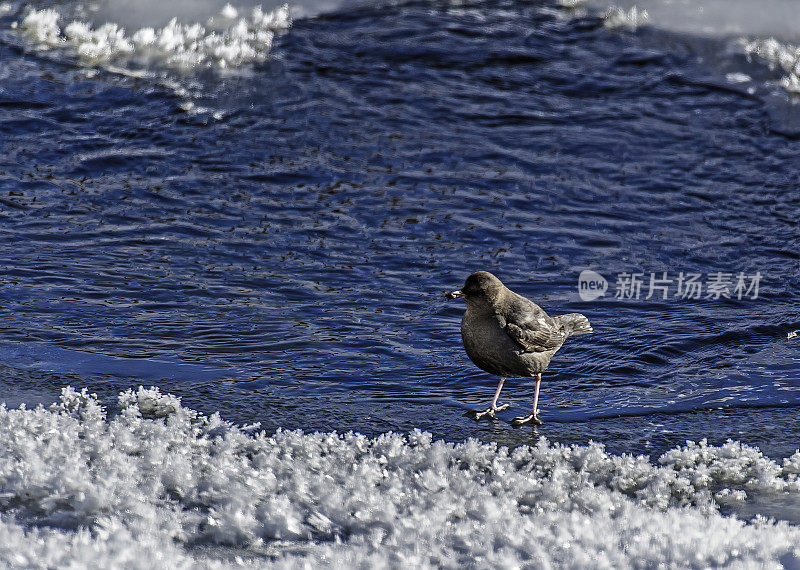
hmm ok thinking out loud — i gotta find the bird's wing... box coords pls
[502,300,567,353]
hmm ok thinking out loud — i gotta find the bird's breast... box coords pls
[460,310,554,377]
[461,311,517,375]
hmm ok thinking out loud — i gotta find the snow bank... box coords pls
[0,387,799,568]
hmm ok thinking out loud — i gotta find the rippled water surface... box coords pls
[1,0,799,458]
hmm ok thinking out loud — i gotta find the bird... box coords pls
[446,271,593,426]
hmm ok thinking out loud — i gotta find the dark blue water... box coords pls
[1,0,799,458]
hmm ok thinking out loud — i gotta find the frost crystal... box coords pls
[0,387,798,567]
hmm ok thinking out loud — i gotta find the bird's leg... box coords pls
[472,377,510,420]
[512,374,543,426]
[532,373,541,418]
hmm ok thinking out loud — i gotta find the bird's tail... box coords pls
[557,313,593,336]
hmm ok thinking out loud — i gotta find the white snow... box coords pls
[0,386,799,568]
[741,38,800,93]
[602,5,649,30]
[14,4,290,71]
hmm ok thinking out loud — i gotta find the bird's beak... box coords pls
[445,289,465,299]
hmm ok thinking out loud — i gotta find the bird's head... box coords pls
[446,271,505,310]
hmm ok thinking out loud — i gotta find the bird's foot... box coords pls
[511,412,542,427]
[470,403,510,420]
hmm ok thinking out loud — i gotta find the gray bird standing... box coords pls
[446,271,593,425]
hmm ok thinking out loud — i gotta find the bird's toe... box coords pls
[470,405,507,421]
[471,409,492,420]
[511,414,543,427]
